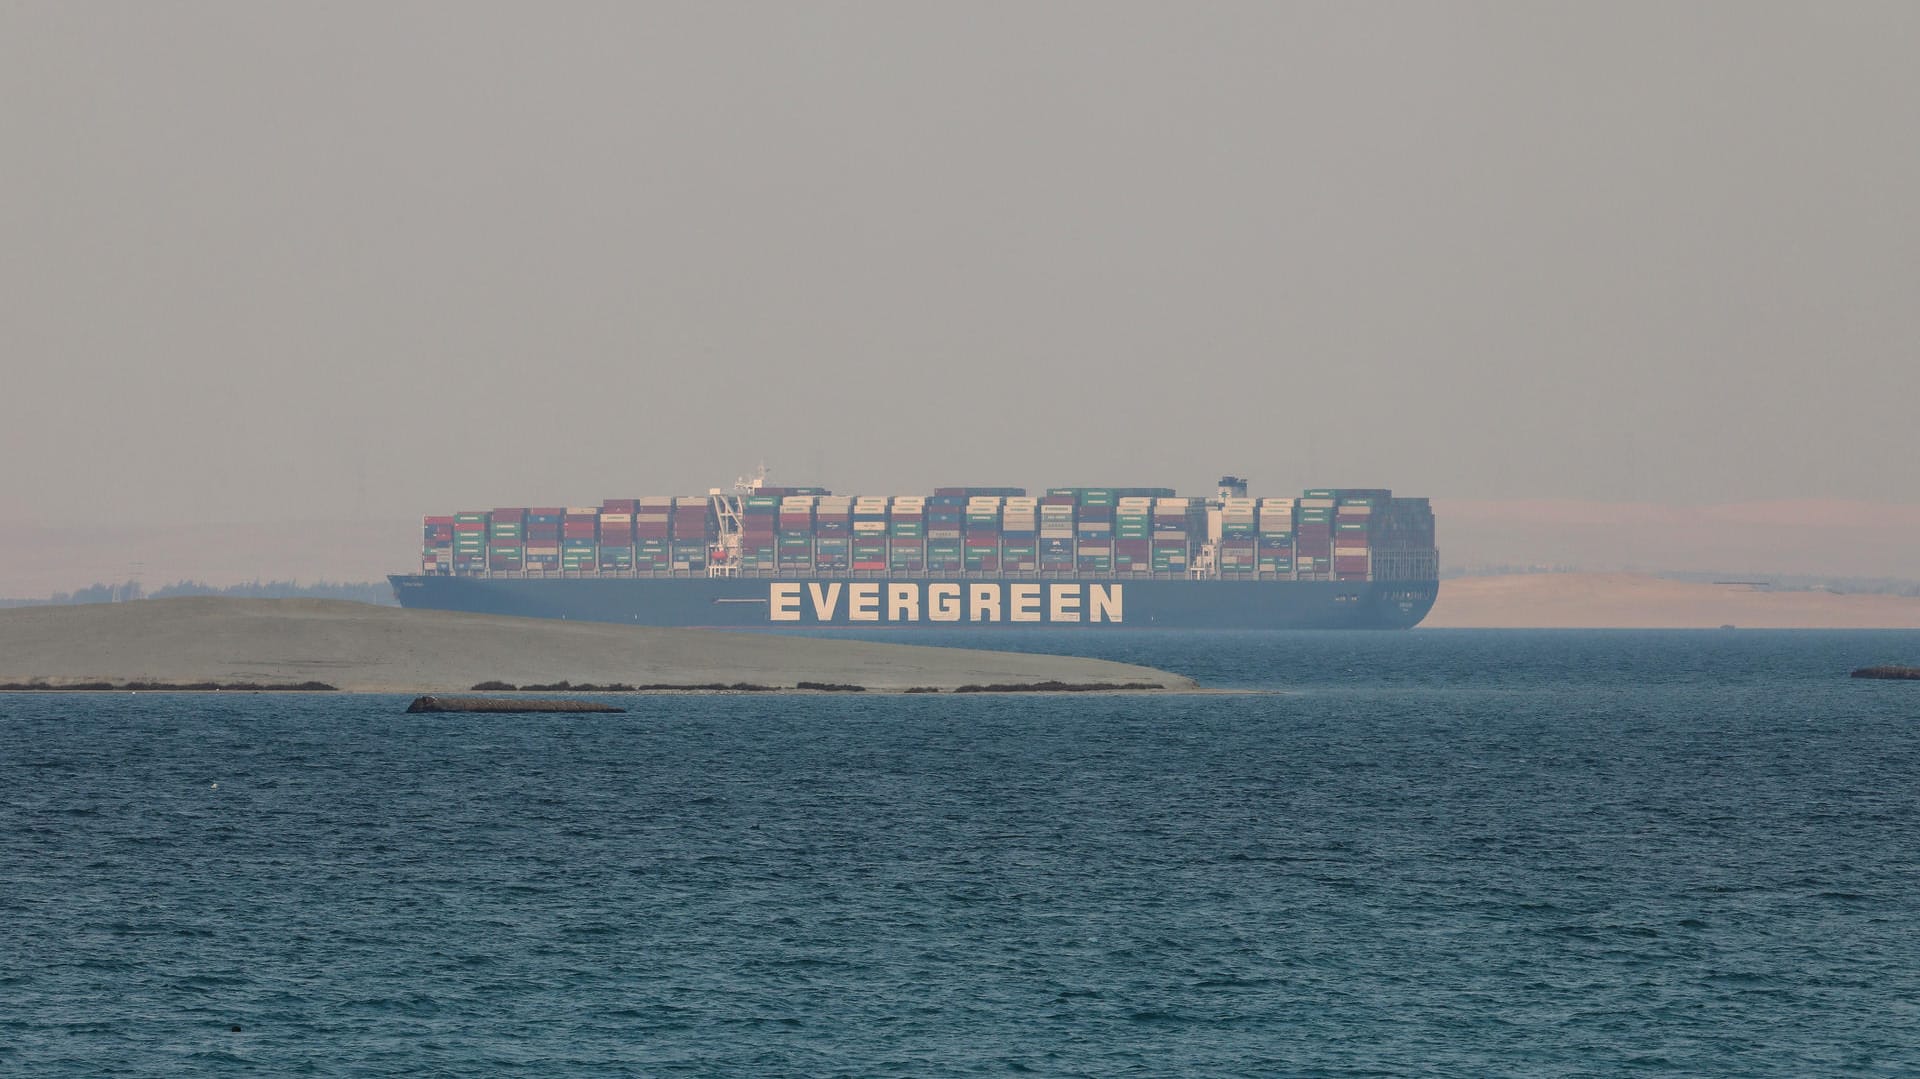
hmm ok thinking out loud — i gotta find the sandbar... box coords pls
[0,597,1195,693]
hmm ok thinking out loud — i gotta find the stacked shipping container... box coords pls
[418,484,1434,583]
[890,496,925,572]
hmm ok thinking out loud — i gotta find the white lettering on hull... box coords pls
[770,582,802,621]
[887,583,918,621]
[929,583,961,621]
[767,582,1122,623]
[808,582,842,620]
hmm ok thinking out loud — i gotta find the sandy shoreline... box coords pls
[0,597,1195,693]
[1427,573,1920,629]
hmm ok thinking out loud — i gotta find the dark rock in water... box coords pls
[952,680,1166,693]
[796,681,866,692]
[1851,666,1920,680]
[406,695,625,714]
[466,680,780,692]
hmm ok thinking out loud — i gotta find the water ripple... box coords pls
[4,630,1919,1075]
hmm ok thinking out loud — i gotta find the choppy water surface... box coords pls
[4,630,1919,1076]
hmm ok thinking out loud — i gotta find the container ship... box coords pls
[388,474,1438,629]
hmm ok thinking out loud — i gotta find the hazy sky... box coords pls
[4,3,1917,544]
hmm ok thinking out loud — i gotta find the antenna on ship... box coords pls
[737,462,771,493]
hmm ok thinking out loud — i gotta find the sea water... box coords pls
[3,630,1918,1076]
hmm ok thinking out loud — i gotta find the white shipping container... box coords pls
[1334,546,1370,557]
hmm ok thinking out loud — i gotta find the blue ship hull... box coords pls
[388,574,1437,630]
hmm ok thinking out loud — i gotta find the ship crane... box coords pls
[706,463,771,578]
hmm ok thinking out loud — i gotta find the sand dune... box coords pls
[1427,573,1920,629]
[0,597,1192,692]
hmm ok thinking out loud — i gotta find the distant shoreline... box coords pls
[1426,573,1920,629]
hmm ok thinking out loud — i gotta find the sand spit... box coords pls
[0,597,1194,693]
[1428,573,1920,629]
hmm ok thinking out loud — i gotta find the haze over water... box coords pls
[6,630,1918,1075]
[4,3,1919,593]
